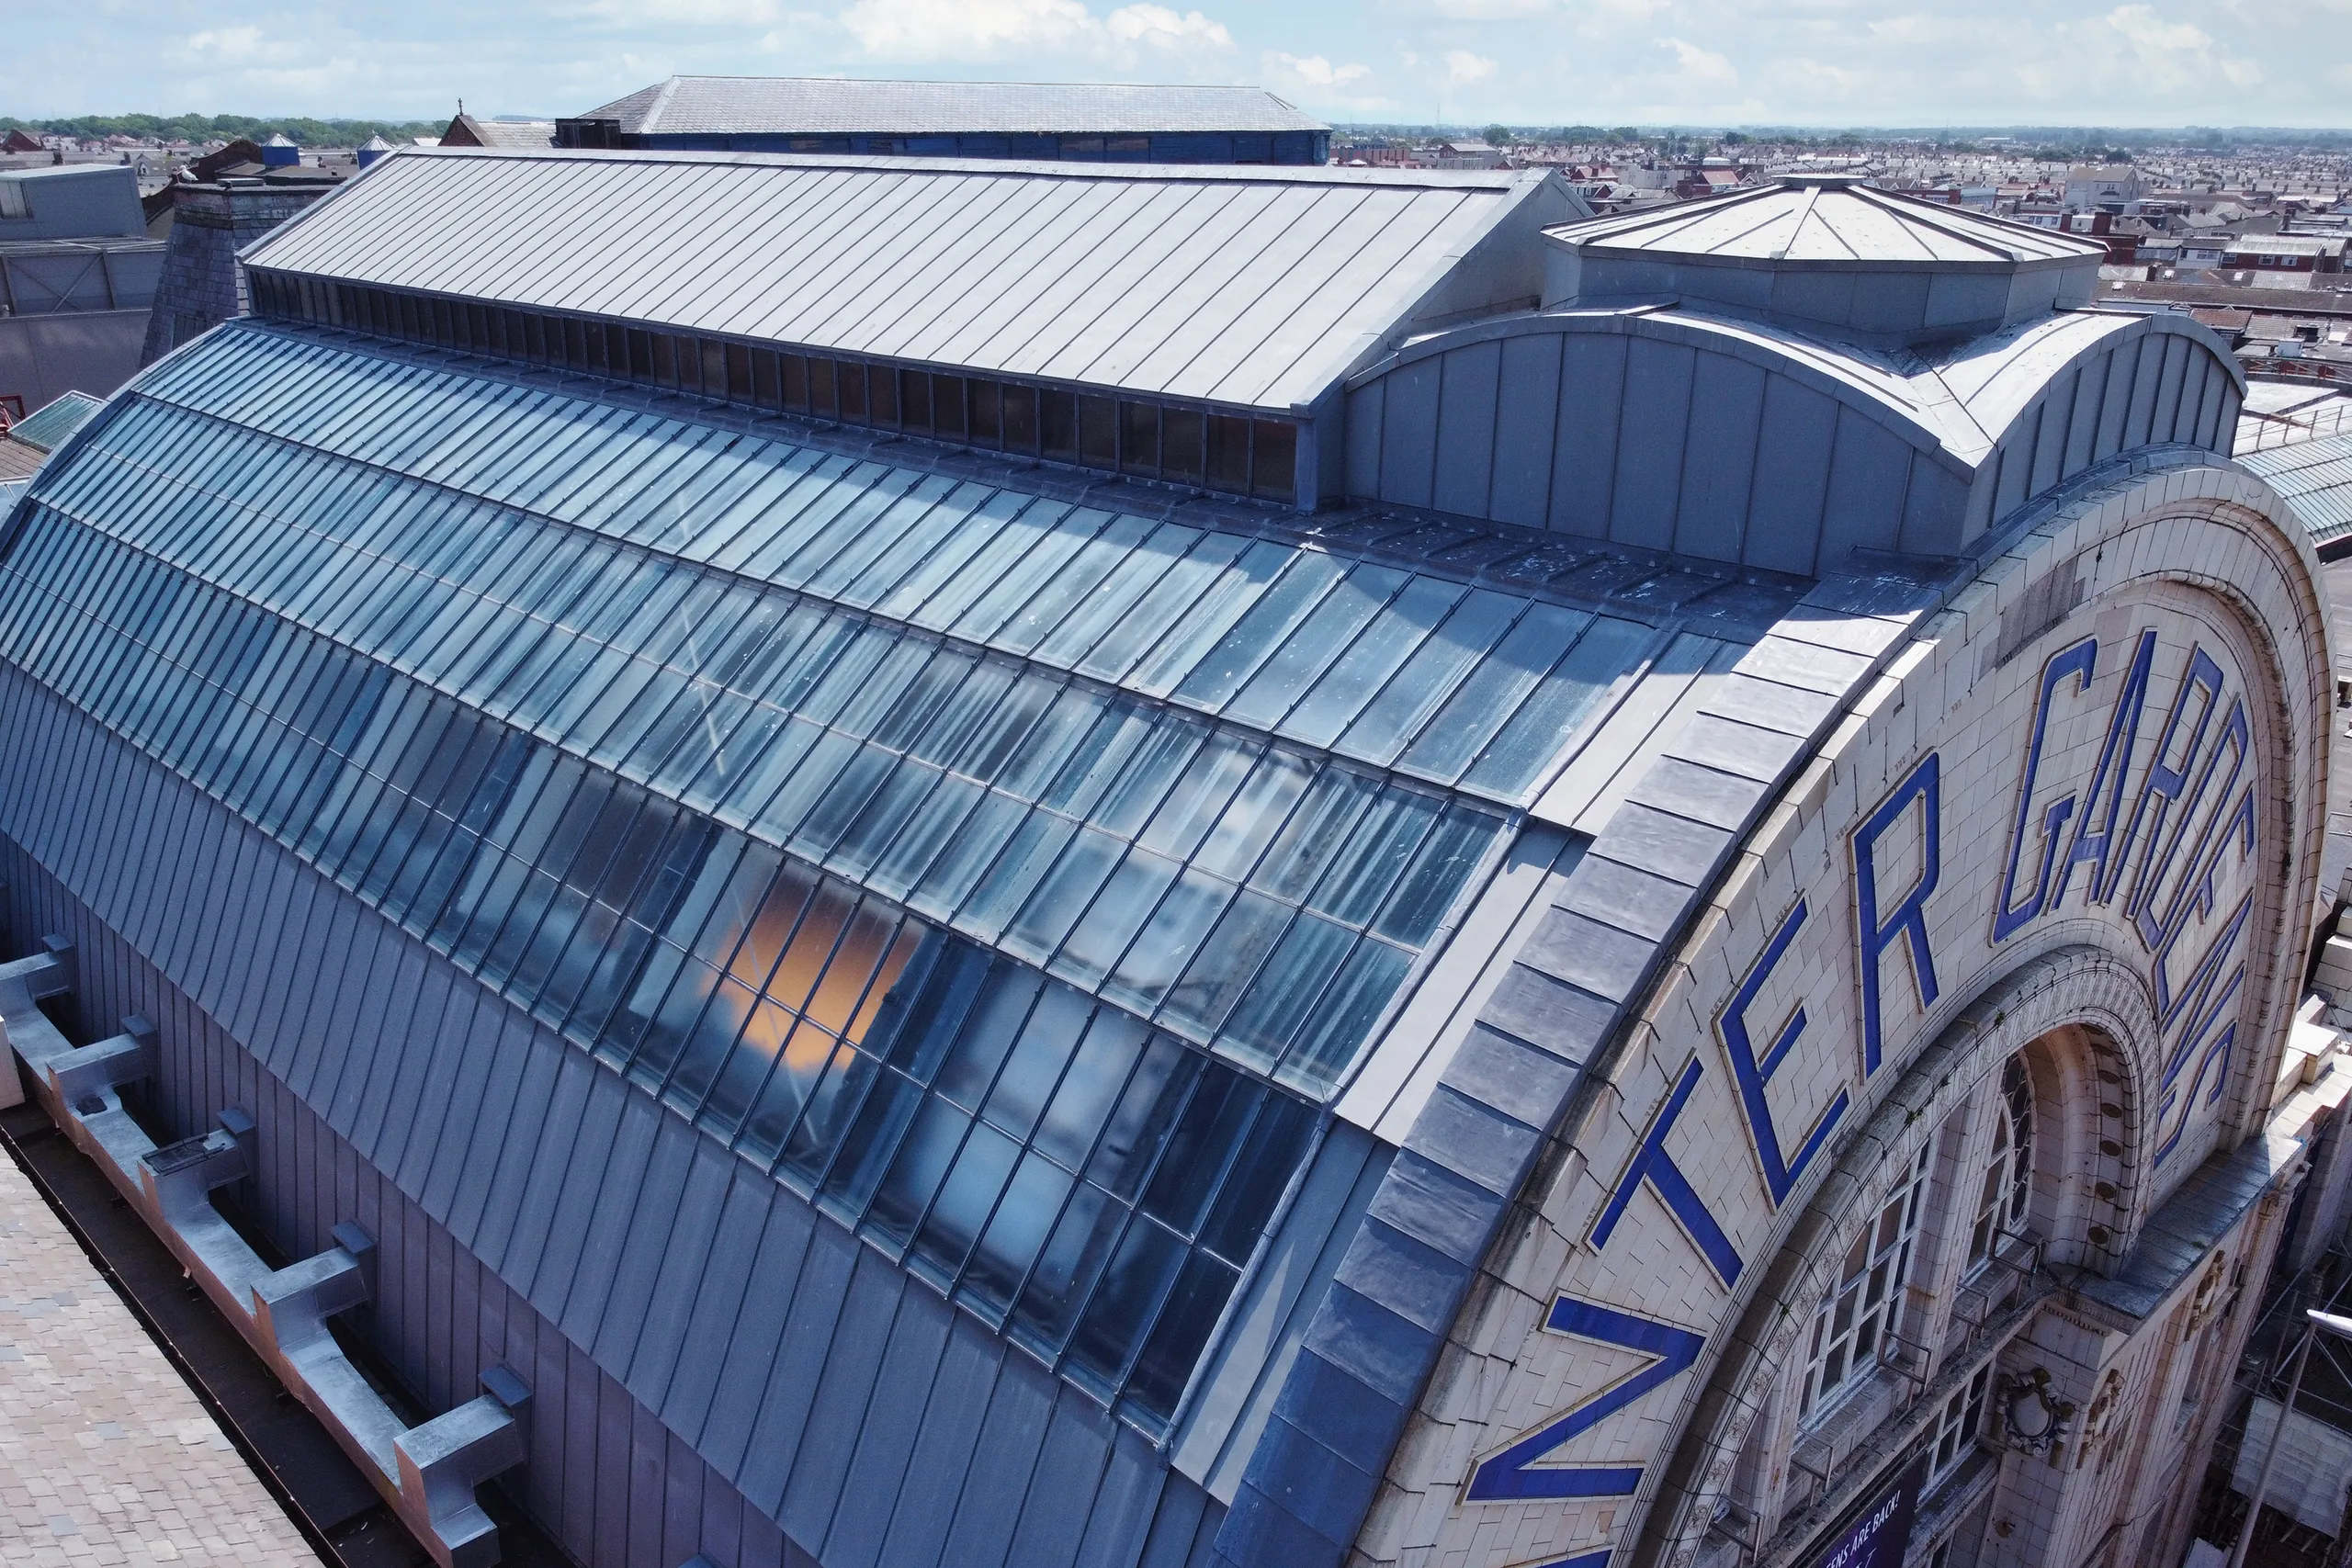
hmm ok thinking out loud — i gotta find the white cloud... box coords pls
[1657,35,1737,88]
[1442,49,1498,87]
[835,0,1230,62]
[1105,3,1233,51]
[1265,51,1371,89]
[2100,5,2262,89]
[1430,0,1553,17]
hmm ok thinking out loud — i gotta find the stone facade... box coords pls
[1362,459,2347,1568]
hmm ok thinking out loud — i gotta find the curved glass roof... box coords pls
[0,319,1738,1434]
[11,322,1679,1099]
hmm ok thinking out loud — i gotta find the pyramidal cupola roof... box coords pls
[1541,174,2108,348]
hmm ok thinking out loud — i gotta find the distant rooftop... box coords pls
[6,389,103,453]
[439,112,557,152]
[578,76,1329,138]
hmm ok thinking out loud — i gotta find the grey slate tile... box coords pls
[1363,1150,1502,1268]
[1403,1085,1542,1197]
[1299,1282,1436,1409]
[1442,1024,1584,1129]
[1517,907,1654,1002]
[1632,756,1772,832]
[1592,801,1733,886]
[1332,1219,1472,1337]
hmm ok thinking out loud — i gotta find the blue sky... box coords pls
[12,0,2349,127]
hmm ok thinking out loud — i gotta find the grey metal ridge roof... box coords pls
[242,149,1565,412]
[580,75,1330,137]
[1547,174,2105,269]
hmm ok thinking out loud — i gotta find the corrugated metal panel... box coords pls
[244,151,1554,411]
[587,78,1329,138]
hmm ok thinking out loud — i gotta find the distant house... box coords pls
[2064,163,2143,209]
[1430,139,1510,170]
[0,129,42,155]
[438,112,557,151]
[2222,235,2345,275]
[555,76,1331,164]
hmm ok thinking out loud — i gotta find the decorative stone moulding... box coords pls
[0,942,529,1568]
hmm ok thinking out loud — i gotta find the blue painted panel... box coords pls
[665,1186,806,1456]
[871,1316,1006,1568]
[775,1247,901,1547]
[557,1084,667,1344]
[1610,339,1694,551]
[1817,408,1910,564]
[621,1140,738,1409]
[1377,356,1441,508]
[935,1362,1058,1568]
[817,1285,956,1568]
[1673,351,1763,563]
[467,1033,569,1273]
[690,1194,817,1472]
[732,1223,861,1514]
[1544,333,1627,539]
[590,1113,701,1371]
[1007,1391,1121,1567]
[1430,339,1501,518]
[1489,332,1563,529]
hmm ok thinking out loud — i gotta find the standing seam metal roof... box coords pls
[241,150,1555,411]
[580,76,1330,137]
[1547,175,2104,267]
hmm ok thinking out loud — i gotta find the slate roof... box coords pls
[241,149,1566,412]
[441,113,558,151]
[1549,174,2102,268]
[580,76,1329,137]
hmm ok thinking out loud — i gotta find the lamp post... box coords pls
[2229,1308,2352,1568]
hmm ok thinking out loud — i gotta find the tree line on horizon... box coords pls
[0,113,447,146]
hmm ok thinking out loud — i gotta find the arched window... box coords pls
[1799,1143,1931,1418]
[1967,1055,2035,1269]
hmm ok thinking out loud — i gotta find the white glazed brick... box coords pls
[1387,466,2333,1568]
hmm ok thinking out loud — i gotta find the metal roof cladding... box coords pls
[240,149,1575,412]
[1542,174,2109,349]
[1547,174,2104,267]
[582,76,1331,137]
[2241,428,2352,548]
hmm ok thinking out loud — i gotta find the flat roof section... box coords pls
[0,1140,319,1568]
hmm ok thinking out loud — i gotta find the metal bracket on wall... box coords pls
[0,951,529,1568]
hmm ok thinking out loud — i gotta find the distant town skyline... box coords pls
[10,0,2350,130]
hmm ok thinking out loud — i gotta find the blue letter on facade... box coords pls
[1589,1056,1744,1287]
[1722,898,1848,1207]
[1464,1298,1706,1501]
[1854,753,1941,1076]
[1992,638,2095,942]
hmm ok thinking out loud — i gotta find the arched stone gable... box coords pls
[1355,455,2332,1568]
